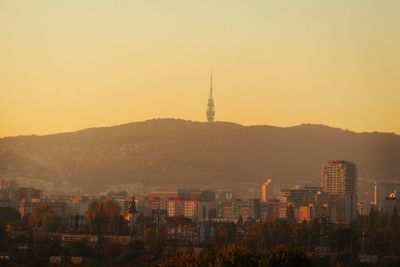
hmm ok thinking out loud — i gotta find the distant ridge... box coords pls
[1,119,399,193]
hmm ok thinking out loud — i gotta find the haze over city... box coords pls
[1,1,400,266]
[1,0,400,137]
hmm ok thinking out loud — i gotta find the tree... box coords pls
[243,222,269,249]
[215,244,259,267]
[0,207,20,227]
[158,244,259,267]
[268,219,293,246]
[28,205,63,232]
[286,205,296,223]
[390,206,399,230]
[329,226,357,253]
[216,223,236,245]
[144,227,157,247]
[260,245,310,267]
[85,199,128,235]
[66,240,95,257]
[115,240,145,266]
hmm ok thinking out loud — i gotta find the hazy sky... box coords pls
[1,0,400,137]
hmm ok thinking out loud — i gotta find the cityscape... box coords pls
[1,159,400,266]
[1,1,400,267]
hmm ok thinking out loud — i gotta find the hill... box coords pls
[1,119,399,195]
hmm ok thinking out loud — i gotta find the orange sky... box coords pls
[1,1,400,137]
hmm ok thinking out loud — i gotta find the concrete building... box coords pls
[313,191,348,223]
[183,199,199,219]
[374,182,400,213]
[167,199,185,217]
[279,186,321,208]
[381,191,400,216]
[261,199,287,221]
[67,196,91,216]
[298,205,316,222]
[200,190,216,202]
[261,178,273,203]
[216,200,238,221]
[151,198,168,217]
[137,196,153,216]
[197,202,215,222]
[0,199,17,209]
[241,199,261,220]
[18,187,44,202]
[215,190,236,200]
[18,199,42,217]
[322,160,357,223]
[0,187,17,207]
[151,189,178,199]
[152,189,216,202]
[0,180,18,190]
[216,199,260,221]
[358,201,371,216]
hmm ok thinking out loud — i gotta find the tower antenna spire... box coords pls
[209,71,213,99]
[206,71,215,122]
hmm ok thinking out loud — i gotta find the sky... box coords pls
[1,0,400,137]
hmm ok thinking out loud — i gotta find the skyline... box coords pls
[1,0,400,137]
[1,117,399,138]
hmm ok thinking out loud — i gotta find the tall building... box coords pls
[206,73,215,122]
[374,182,400,208]
[383,191,400,216]
[322,161,357,195]
[261,178,273,203]
[322,160,357,222]
[374,182,400,214]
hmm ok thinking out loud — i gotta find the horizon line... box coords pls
[1,118,398,139]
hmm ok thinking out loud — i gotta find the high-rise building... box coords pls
[374,182,400,213]
[322,161,357,195]
[261,178,273,203]
[383,191,400,216]
[206,73,215,122]
[322,160,357,222]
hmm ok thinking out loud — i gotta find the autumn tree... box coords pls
[28,204,63,232]
[260,245,310,267]
[0,207,20,227]
[85,199,128,235]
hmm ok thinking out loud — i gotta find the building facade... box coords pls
[374,182,400,214]
[261,178,273,203]
[322,160,357,223]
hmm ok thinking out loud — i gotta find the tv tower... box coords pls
[206,73,215,122]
